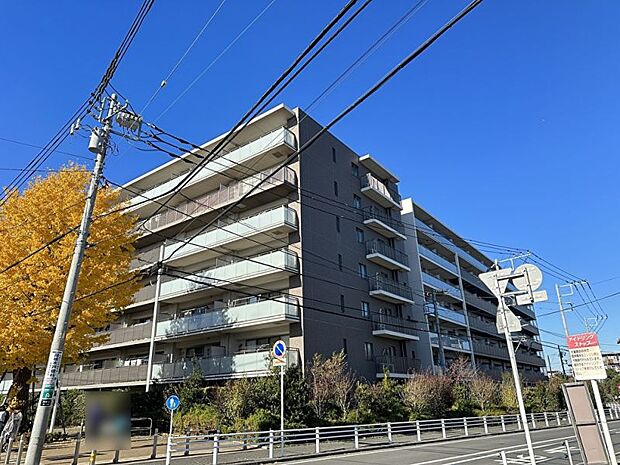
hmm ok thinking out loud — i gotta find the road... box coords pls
[281,421,620,465]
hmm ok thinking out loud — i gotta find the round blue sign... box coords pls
[166,395,180,411]
[273,340,287,359]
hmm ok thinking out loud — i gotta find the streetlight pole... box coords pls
[24,95,118,465]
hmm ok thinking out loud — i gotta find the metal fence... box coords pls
[3,408,618,465]
[165,407,620,464]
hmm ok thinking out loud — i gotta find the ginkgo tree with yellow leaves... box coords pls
[0,165,139,411]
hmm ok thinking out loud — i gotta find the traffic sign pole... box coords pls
[272,340,287,452]
[165,395,180,465]
[280,364,284,449]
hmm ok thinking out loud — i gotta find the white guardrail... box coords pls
[163,407,620,464]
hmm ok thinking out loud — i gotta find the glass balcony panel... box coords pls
[361,206,406,238]
[418,244,458,274]
[421,272,462,300]
[156,296,299,337]
[430,332,471,351]
[129,128,296,207]
[167,206,297,262]
[360,173,401,208]
[158,249,298,300]
[141,166,296,233]
[375,356,420,375]
[369,274,414,303]
[366,240,409,270]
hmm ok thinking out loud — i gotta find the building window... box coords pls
[358,263,368,279]
[340,294,345,313]
[361,301,370,318]
[364,342,374,361]
[353,195,361,209]
[335,216,341,232]
[334,181,339,197]
[338,254,343,271]
[332,147,337,162]
[351,162,359,177]
[356,228,365,243]
[343,338,348,355]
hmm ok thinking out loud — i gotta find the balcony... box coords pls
[152,349,300,381]
[165,206,298,267]
[416,220,489,272]
[473,342,545,367]
[369,274,414,304]
[430,332,471,352]
[91,322,153,351]
[157,249,299,303]
[422,272,462,300]
[468,316,500,335]
[464,290,497,316]
[365,240,410,271]
[139,166,297,234]
[418,244,458,275]
[62,364,149,389]
[360,173,401,209]
[426,304,467,326]
[459,268,492,294]
[361,206,406,240]
[156,296,299,339]
[371,314,420,341]
[375,356,420,378]
[128,127,296,209]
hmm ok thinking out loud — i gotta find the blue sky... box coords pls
[1,1,618,367]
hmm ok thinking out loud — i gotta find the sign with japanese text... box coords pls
[567,332,607,381]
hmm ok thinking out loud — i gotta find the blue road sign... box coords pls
[273,340,287,359]
[165,395,180,411]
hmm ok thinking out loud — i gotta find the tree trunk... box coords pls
[5,367,31,413]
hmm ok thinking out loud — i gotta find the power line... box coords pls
[140,0,228,114]
[154,0,278,122]
[161,0,486,266]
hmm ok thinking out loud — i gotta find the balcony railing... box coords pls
[360,173,401,208]
[366,240,409,269]
[418,244,458,275]
[464,290,497,315]
[372,314,418,338]
[94,322,153,348]
[375,356,420,376]
[129,127,296,207]
[156,296,299,338]
[421,272,462,300]
[140,166,297,233]
[165,205,298,263]
[152,349,300,381]
[426,304,467,326]
[157,249,299,301]
[416,220,489,272]
[62,364,149,388]
[430,332,471,352]
[361,206,406,237]
[369,274,414,303]
[468,316,499,335]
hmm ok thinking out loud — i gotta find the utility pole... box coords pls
[430,291,447,373]
[555,283,617,465]
[145,242,166,392]
[25,95,142,465]
[558,345,567,377]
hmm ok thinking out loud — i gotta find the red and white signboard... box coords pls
[567,332,607,381]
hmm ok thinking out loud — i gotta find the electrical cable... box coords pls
[140,0,228,114]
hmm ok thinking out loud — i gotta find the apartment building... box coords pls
[402,199,546,383]
[602,352,620,373]
[52,103,545,391]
